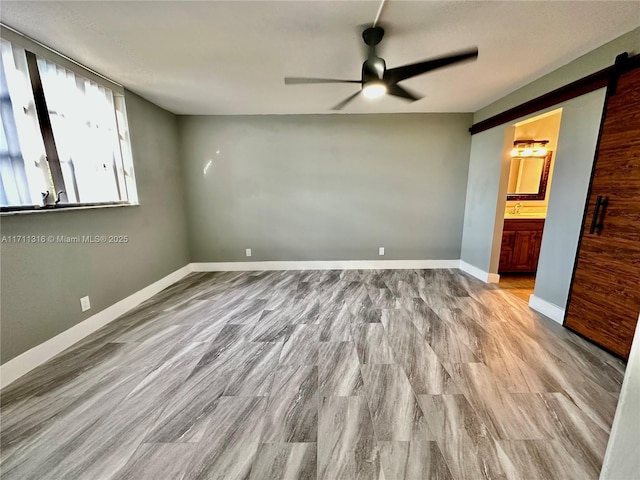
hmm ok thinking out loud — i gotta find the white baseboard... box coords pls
[529,294,565,324]
[459,261,500,283]
[487,272,500,283]
[0,264,193,389]
[191,259,461,272]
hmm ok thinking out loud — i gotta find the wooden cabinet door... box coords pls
[499,220,544,273]
[499,231,516,271]
[512,231,537,271]
[499,249,513,272]
[530,230,543,271]
[564,64,640,359]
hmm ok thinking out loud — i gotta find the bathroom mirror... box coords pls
[506,152,552,201]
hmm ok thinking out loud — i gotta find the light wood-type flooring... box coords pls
[498,274,536,303]
[0,269,625,479]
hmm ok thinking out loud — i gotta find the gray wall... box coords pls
[179,114,472,263]
[600,315,640,480]
[460,126,513,272]
[475,27,640,123]
[533,90,606,308]
[0,92,189,364]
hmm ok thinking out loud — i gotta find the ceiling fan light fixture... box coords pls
[362,81,387,99]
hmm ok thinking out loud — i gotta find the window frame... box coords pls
[0,24,138,214]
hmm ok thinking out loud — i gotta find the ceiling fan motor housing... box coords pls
[362,57,386,83]
[362,26,385,47]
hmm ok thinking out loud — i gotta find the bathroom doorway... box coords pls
[497,109,563,302]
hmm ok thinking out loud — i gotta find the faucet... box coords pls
[513,202,523,215]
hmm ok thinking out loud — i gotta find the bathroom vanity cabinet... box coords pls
[499,218,545,273]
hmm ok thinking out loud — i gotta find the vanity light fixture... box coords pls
[510,139,549,157]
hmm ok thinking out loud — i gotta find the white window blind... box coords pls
[37,58,126,204]
[0,32,137,211]
[0,39,52,206]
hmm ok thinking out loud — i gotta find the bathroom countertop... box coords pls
[504,213,547,219]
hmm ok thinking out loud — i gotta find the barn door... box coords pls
[564,58,640,359]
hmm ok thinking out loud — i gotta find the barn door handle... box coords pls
[589,195,609,234]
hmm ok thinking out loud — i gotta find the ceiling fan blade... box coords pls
[285,77,361,85]
[387,84,422,102]
[331,91,361,110]
[384,47,478,84]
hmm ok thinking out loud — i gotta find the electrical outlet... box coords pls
[379,247,385,256]
[80,296,91,312]
[245,248,252,257]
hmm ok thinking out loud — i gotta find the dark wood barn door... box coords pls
[564,61,640,360]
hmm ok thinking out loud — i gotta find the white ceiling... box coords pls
[1,1,639,115]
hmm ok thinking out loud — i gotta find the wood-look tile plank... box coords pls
[402,298,479,364]
[538,392,610,473]
[351,296,383,324]
[0,368,151,479]
[394,280,420,299]
[0,395,76,458]
[440,307,494,363]
[352,323,395,365]
[342,282,369,306]
[477,337,540,394]
[182,396,267,480]
[249,442,317,480]
[378,441,453,480]
[361,364,433,442]
[196,323,248,366]
[499,327,619,431]
[418,394,507,480]
[287,299,321,324]
[223,342,282,396]
[30,389,167,480]
[144,384,223,443]
[318,304,353,342]
[318,396,382,480]
[0,342,132,408]
[117,324,195,365]
[496,439,599,480]
[368,287,397,309]
[261,365,318,443]
[125,341,210,402]
[447,363,556,441]
[362,272,388,288]
[113,443,197,480]
[318,280,354,306]
[249,309,296,342]
[318,342,364,397]
[382,309,460,394]
[279,324,321,366]
[225,298,269,324]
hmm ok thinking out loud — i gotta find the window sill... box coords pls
[0,202,139,217]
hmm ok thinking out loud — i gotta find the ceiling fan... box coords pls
[284,19,478,110]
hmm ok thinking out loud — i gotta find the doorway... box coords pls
[497,109,562,303]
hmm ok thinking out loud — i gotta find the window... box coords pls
[0,36,137,211]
